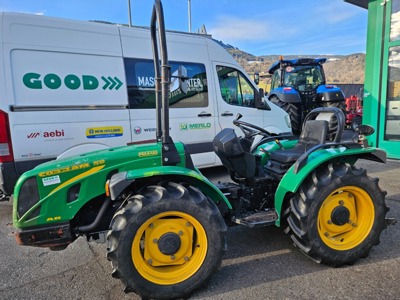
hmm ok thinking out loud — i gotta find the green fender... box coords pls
[274,146,386,226]
[109,165,232,209]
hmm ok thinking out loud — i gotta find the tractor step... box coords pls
[232,210,278,228]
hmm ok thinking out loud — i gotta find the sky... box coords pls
[0,0,368,56]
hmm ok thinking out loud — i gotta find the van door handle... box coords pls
[198,113,212,117]
[221,112,234,116]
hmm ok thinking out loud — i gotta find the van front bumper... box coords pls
[1,158,52,198]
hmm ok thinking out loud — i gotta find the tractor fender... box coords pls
[273,146,386,226]
[108,166,232,209]
[317,85,345,102]
[269,87,301,103]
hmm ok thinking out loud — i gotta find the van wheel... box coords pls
[270,96,301,135]
[107,182,227,299]
[287,162,388,266]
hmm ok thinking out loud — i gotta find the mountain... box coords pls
[213,39,365,85]
[323,53,365,84]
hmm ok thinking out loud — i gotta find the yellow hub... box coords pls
[318,186,375,251]
[132,211,208,285]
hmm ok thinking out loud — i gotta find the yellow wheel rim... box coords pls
[318,186,375,251]
[132,211,208,285]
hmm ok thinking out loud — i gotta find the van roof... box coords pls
[0,11,212,39]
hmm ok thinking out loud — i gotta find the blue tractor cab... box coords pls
[268,57,345,135]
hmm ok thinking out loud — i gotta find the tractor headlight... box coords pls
[17,177,40,218]
[285,115,292,128]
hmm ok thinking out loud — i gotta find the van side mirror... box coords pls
[255,88,271,110]
[254,72,259,85]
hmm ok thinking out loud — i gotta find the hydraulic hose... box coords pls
[74,197,111,233]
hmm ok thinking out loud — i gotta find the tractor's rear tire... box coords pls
[322,101,346,140]
[287,162,388,266]
[106,182,227,299]
[270,96,301,135]
[351,115,362,131]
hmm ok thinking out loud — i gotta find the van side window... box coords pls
[124,58,208,109]
[216,66,255,107]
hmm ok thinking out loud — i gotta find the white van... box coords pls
[0,12,291,197]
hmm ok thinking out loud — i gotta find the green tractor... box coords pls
[13,1,389,299]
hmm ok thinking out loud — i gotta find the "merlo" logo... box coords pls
[180,123,211,131]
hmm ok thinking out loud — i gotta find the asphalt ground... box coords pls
[1,158,400,300]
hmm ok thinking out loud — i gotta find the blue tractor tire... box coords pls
[270,95,302,135]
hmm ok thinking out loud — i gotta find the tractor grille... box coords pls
[17,177,40,218]
[299,90,318,115]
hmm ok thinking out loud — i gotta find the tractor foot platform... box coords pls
[232,210,278,228]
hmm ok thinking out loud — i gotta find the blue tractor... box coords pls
[268,57,346,135]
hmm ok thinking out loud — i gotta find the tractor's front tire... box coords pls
[287,162,388,266]
[270,96,302,135]
[106,182,227,299]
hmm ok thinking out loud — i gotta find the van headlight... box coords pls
[284,115,292,128]
[17,177,40,218]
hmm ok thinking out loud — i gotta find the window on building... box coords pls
[216,66,255,107]
[390,0,400,42]
[385,46,400,140]
[124,58,208,109]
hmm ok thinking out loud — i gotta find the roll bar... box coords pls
[151,0,180,165]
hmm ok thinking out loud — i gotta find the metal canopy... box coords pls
[344,0,368,9]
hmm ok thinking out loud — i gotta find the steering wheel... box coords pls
[233,118,272,138]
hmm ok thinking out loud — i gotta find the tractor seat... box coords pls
[270,120,328,164]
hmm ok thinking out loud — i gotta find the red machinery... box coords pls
[345,94,363,130]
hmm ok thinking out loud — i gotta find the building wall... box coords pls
[363,0,400,159]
